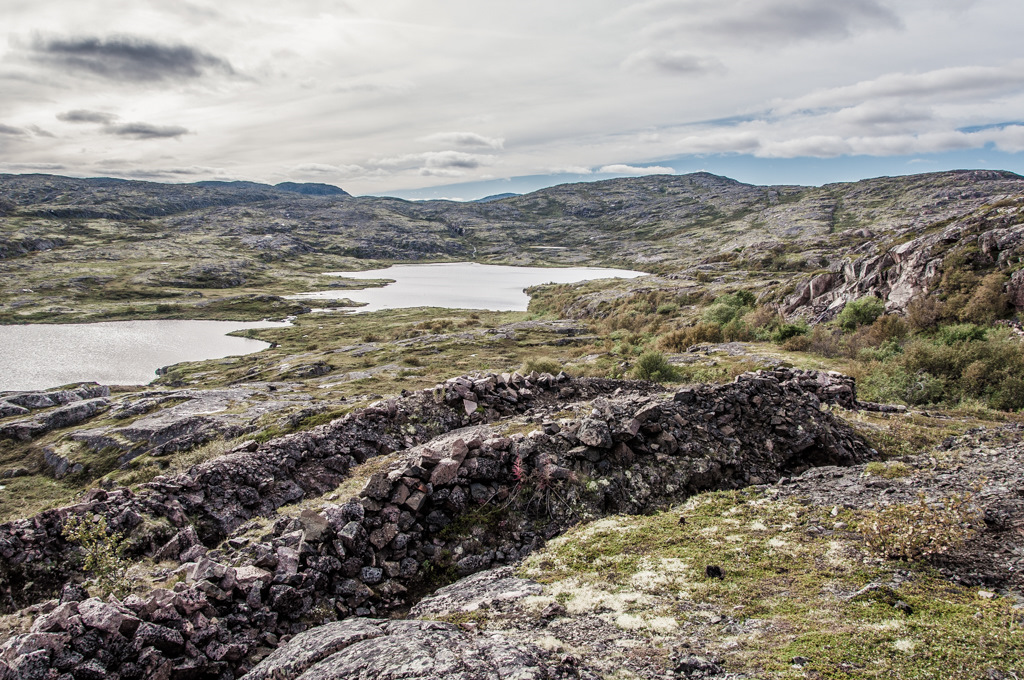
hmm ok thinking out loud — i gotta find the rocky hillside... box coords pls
[2,169,1024,323]
[2,169,1024,678]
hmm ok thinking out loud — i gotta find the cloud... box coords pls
[698,0,901,43]
[57,109,118,124]
[27,35,236,83]
[103,122,190,139]
[0,124,27,136]
[424,150,493,169]
[597,164,675,175]
[623,49,722,75]
[27,125,55,137]
[290,163,370,178]
[421,132,505,149]
[627,0,901,45]
[374,150,496,171]
[780,63,1024,112]
[0,162,65,171]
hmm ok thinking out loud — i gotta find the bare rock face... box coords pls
[243,619,554,680]
[783,201,1024,321]
[410,567,542,618]
[0,397,110,442]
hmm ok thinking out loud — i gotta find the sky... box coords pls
[2,0,1024,200]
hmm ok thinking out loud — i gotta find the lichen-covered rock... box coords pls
[411,567,542,617]
[244,619,553,680]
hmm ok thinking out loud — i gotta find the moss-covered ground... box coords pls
[519,489,1022,679]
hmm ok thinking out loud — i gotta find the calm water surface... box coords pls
[292,262,646,312]
[1,263,646,392]
[0,320,288,392]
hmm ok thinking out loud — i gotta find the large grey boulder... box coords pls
[242,619,552,680]
[410,567,542,618]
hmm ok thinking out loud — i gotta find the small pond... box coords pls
[291,262,646,312]
[0,320,288,392]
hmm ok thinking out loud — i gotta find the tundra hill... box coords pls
[2,169,1024,323]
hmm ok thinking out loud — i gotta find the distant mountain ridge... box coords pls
[3,167,1024,322]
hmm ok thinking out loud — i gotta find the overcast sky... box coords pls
[2,0,1023,198]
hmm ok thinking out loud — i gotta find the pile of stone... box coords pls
[0,369,875,679]
[0,371,595,610]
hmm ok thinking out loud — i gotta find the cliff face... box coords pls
[783,196,1024,320]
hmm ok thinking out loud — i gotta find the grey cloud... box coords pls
[704,0,901,42]
[424,151,491,169]
[104,123,191,139]
[57,109,118,124]
[623,49,722,75]
[27,125,56,138]
[634,0,901,45]
[0,124,26,136]
[0,162,65,171]
[782,64,1024,111]
[374,151,495,171]
[422,132,504,149]
[28,35,236,83]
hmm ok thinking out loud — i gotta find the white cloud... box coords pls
[597,164,675,175]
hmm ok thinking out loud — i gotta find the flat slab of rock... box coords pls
[411,567,543,617]
[243,618,551,680]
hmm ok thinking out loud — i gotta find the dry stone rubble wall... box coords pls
[0,369,874,679]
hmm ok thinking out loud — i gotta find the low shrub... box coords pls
[837,296,885,331]
[520,356,563,375]
[62,515,131,597]
[657,323,723,351]
[631,350,681,383]
[860,493,980,562]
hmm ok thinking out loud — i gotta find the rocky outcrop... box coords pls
[0,398,110,442]
[1,384,110,411]
[0,371,623,611]
[0,369,876,679]
[783,202,1024,320]
[242,618,567,680]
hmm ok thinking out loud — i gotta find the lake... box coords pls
[291,262,646,312]
[0,320,288,392]
[0,263,646,392]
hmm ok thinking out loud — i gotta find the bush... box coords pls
[837,296,885,331]
[657,323,723,351]
[906,296,946,331]
[958,273,1009,324]
[936,323,987,345]
[860,493,980,562]
[520,356,563,375]
[631,350,681,383]
[770,321,809,343]
[701,291,755,325]
[62,515,131,597]
[781,334,812,351]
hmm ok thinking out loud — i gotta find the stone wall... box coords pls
[0,369,875,680]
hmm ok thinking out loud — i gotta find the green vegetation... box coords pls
[61,515,131,597]
[520,489,1022,679]
[837,295,885,330]
[858,493,981,562]
[630,350,680,382]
